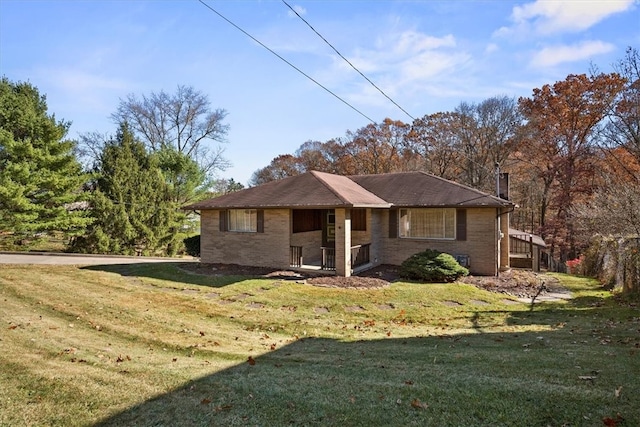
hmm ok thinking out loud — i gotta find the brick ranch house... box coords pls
[185,170,515,277]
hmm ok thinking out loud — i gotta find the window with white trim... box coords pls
[228,209,257,232]
[399,208,456,239]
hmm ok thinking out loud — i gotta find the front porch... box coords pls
[289,243,372,274]
[288,207,373,277]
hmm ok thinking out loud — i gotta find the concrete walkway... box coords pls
[0,251,198,266]
[517,289,574,304]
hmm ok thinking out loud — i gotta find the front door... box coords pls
[322,209,335,247]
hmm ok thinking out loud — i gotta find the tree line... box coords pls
[251,48,640,263]
[0,78,237,255]
[0,47,638,262]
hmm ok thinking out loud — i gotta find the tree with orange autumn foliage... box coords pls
[343,118,410,175]
[406,96,522,193]
[249,154,303,186]
[406,112,464,180]
[518,73,626,260]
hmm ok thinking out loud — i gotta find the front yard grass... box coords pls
[1,263,638,426]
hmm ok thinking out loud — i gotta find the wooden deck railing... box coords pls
[351,243,370,268]
[290,246,303,267]
[321,243,371,270]
[321,247,335,270]
[510,234,533,257]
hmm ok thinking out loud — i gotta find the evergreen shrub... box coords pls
[183,235,201,257]
[399,249,469,282]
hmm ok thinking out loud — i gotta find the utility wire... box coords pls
[282,0,416,122]
[197,0,498,192]
[282,2,509,185]
[196,0,375,124]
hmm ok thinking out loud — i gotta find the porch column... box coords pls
[335,208,351,277]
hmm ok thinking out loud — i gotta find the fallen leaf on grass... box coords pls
[579,376,597,381]
[215,404,233,412]
[270,343,277,350]
[411,398,428,409]
[602,414,624,426]
[201,398,211,405]
[248,356,256,365]
[8,324,18,330]
[615,386,622,398]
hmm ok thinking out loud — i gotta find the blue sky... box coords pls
[1,0,638,185]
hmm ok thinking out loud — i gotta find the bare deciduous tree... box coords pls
[112,85,230,174]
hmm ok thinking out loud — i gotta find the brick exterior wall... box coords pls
[373,207,501,276]
[200,209,290,268]
[200,207,506,276]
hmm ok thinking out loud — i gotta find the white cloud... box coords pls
[329,30,471,107]
[287,4,306,18]
[485,43,499,54]
[346,31,461,77]
[530,40,615,67]
[497,0,635,36]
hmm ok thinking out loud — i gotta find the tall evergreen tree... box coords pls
[74,123,180,255]
[0,77,90,247]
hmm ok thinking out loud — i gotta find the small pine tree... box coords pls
[74,123,180,255]
[0,78,91,247]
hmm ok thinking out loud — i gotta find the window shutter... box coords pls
[219,210,228,232]
[257,209,264,233]
[456,209,467,241]
[388,209,398,238]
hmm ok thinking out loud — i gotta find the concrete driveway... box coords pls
[0,252,198,265]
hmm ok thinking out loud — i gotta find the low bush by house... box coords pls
[399,249,469,282]
[183,235,201,257]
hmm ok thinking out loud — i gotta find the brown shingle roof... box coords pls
[185,170,513,210]
[185,171,390,209]
[350,171,511,207]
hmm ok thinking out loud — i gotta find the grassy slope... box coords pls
[0,263,638,426]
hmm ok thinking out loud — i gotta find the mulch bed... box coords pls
[179,262,560,297]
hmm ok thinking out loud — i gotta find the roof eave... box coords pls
[183,202,392,210]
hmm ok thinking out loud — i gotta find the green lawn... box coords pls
[1,263,638,426]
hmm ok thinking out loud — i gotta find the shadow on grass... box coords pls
[81,263,259,288]
[94,298,640,426]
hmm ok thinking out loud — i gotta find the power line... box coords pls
[282,0,416,122]
[282,2,507,184]
[197,0,500,190]
[196,0,376,124]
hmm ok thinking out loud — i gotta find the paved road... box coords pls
[0,252,198,266]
